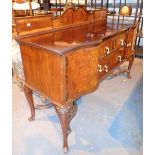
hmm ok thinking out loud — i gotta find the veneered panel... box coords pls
[15,15,53,36]
[74,7,90,23]
[53,9,74,28]
[65,47,99,100]
[20,45,65,105]
[93,9,107,21]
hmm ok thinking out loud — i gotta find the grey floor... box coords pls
[13,58,143,155]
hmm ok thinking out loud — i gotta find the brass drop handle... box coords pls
[104,65,108,72]
[120,39,124,46]
[105,47,110,55]
[127,43,131,47]
[98,65,103,72]
[118,55,122,62]
[27,23,31,27]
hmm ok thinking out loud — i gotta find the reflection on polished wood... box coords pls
[15,7,138,153]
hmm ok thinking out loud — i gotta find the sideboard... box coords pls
[15,7,138,153]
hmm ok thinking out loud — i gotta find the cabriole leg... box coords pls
[23,85,35,121]
[127,54,135,79]
[54,102,78,153]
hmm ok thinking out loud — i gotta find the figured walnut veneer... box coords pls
[15,14,53,36]
[20,45,66,105]
[15,7,138,153]
[65,47,99,101]
[53,7,106,28]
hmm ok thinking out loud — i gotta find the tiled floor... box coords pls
[12,58,143,155]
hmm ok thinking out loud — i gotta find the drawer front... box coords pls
[116,47,126,63]
[115,33,126,49]
[99,32,126,58]
[99,38,115,58]
[98,56,110,79]
[98,47,125,80]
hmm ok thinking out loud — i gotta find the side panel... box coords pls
[20,45,65,105]
[74,7,91,24]
[126,26,137,57]
[65,47,99,101]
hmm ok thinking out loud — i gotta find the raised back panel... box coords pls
[74,7,92,24]
[15,15,53,36]
[53,8,74,28]
[53,8,94,28]
[93,9,107,21]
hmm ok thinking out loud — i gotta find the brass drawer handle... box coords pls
[120,39,124,46]
[105,47,110,55]
[104,65,108,72]
[118,55,122,62]
[27,23,31,27]
[127,43,131,47]
[98,65,103,72]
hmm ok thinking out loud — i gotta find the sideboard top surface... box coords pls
[16,19,136,55]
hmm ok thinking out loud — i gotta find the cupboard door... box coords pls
[98,56,110,80]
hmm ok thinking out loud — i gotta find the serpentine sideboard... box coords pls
[15,7,138,153]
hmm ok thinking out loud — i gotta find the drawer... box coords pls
[98,52,116,79]
[98,56,110,79]
[98,47,125,80]
[109,49,124,69]
[115,33,126,49]
[109,48,125,70]
[98,38,115,58]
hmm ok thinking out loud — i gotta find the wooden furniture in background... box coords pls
[15,7,138,153]
[12,0,40,16]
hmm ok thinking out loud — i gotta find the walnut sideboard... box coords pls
[15,8,138,153]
